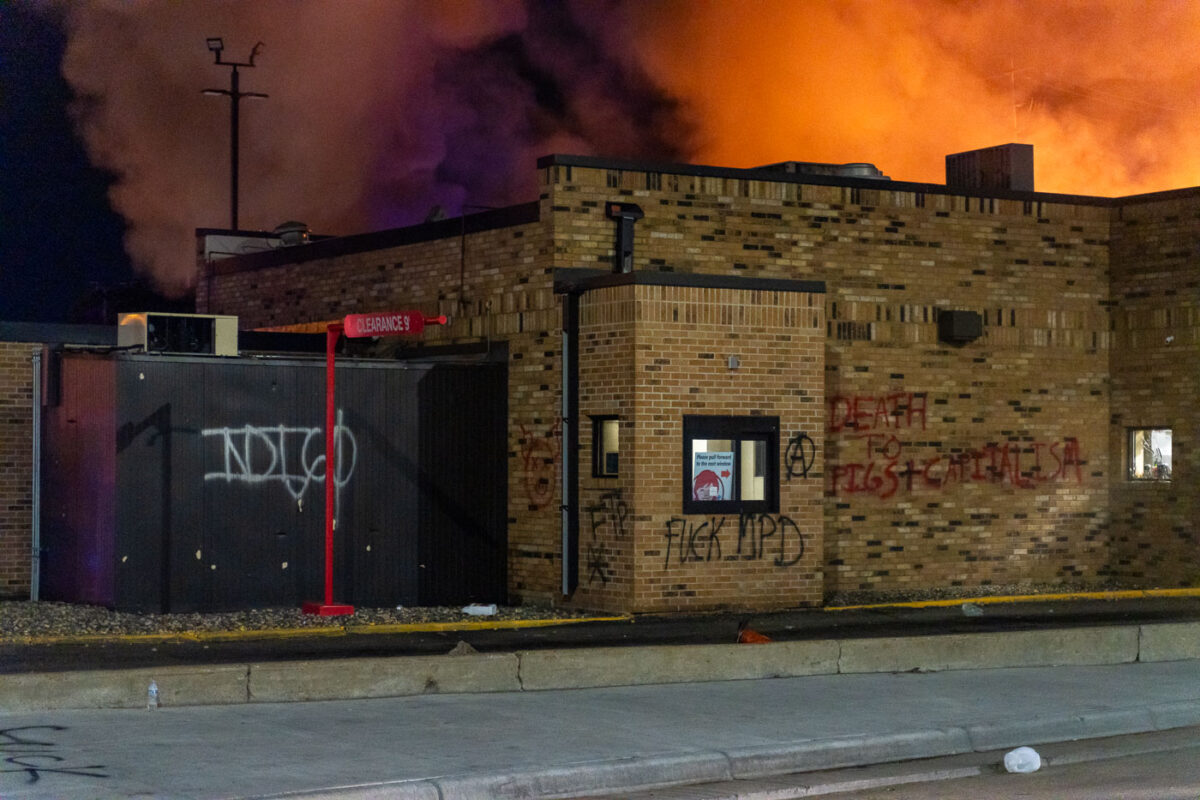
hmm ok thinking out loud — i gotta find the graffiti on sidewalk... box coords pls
[0,726,108,784]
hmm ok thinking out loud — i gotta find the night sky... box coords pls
[1,4,135,323]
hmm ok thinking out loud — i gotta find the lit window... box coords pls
[1129,428,1172,481]
[592,416,619,478]
[682,415,778,514]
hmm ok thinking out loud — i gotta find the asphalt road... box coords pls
[839,729,1200,799]
[609,727,1200,799]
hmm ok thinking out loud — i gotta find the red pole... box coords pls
[302,323,352,615]
[324,322,338,605]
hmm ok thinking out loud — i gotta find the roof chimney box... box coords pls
[946,144,1033,193]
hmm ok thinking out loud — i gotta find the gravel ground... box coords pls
[0,581,1146,639]
[0,601,598,639]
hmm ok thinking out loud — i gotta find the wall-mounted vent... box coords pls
[118,313,238,356]
[937,310,983,345]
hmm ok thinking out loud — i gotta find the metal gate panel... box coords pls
[41,355,117,606]
[417,363,508,605]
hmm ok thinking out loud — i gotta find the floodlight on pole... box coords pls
[202,38,267,231]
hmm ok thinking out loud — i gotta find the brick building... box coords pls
[187,148,1199,613]
[3,147,1196,612]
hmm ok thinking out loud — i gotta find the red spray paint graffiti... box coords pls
[829,392,928,433]
[518,419,562,510]
[829,433,1085,499]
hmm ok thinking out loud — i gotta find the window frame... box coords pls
[1128,427,1172,482]
[681,415,780,515]
[591,415,620,478]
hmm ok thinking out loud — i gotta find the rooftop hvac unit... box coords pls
[117,313,239,356]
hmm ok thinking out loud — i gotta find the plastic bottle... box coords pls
[1003,746,1041,773]
[461,603,498,616]
[147,680,159,710]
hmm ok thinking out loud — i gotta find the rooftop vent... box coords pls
[273,221,310,247]
[118,313,239,356]
[755,161,890,180]
[946,144,1033,193]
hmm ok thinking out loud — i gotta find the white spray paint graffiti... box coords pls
[202,410,357,504]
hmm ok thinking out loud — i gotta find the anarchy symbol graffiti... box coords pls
[785,432,816,480]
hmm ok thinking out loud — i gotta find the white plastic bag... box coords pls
[1003,746,1042,773]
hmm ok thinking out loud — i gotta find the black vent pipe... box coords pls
[604,202,644,273]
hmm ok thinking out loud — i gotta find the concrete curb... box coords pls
[253,701,1200,800]
[724,729,974,779]
[838,626,1139,673]
[3,620,1199,711]
[248,653,521,703]
[0,663,249,712]
[518,640,840,690]
[1140,621,1200,661]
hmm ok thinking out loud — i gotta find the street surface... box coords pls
[842,729,1200,799]
[611,727,1200,799]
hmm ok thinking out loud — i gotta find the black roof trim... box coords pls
[1112,185,1200,205]
[538,154,1130,206]
[211,202,541,274]
[554,268,825,295]
[195,227,281,238]
[0,322,117,346]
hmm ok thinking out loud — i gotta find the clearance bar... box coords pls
[302,310,448,617]
[344,311,447,338]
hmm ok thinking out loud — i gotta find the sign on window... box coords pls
[692,450,735,501]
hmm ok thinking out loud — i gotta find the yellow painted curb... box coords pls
[0,616,631,647]
[345,615,630,635]
[1,626,349,647]
[824,588,1200,612]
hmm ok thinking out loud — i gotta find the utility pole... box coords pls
[203,38,267,231]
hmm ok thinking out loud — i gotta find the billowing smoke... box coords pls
[51,0,1200,295]
[54,0,695,293]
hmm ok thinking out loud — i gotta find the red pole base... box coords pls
[301,602,355,616]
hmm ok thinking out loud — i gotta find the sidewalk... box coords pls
[1,660,1198,800]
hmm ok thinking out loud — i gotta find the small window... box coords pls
[682,415,779,514]
[1129,428,1172,481]
[592,416,619,478]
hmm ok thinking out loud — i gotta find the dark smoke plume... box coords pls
[52,0,697,293]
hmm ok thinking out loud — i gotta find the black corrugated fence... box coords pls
[41,352,507,612]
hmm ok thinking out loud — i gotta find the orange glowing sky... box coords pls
[628,0,1200,196]
[49,0,1200,292]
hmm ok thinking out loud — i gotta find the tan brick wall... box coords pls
[1108,194,1200,586]
[545,165,1114,599]
[575,284,636,610]
[0,342,39,598]
[573,282,825,612]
